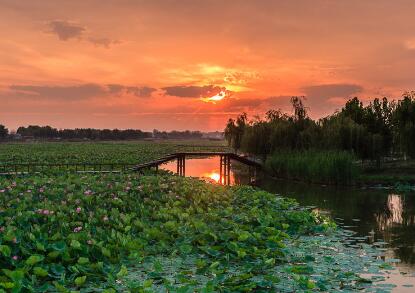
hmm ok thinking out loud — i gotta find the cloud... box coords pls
[8,83,156,100]
[296,83,363,117]
[47,20,85,41]
[107,84,156,97]
[10,84,104,99]
[88,37,120,48]
[162,85,231,98]
[219,95,292,112]
[220,97,263,111]
[47,20,119,48]
[224,71,260,85]
[301,83,363,100]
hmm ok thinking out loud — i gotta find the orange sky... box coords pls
[1,0,415,131]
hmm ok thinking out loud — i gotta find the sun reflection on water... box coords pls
[202,171,221,183]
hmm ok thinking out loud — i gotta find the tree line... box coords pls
[225,92,415,164]
[0,125,204,140]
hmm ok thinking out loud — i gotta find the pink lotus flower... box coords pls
[12,255,18,260]
[73,226,82,233]
[76,207,82,213]
[0,189,5,193]
[36,208,51,215]
[84,190,93,196]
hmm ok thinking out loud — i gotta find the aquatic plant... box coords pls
[266,150,359,185]
[0,173,389,291]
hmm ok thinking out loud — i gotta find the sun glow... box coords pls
[202,90,227,103]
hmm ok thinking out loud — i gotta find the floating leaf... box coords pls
[33,267,48,277]
[25,255,45,266]
[74,276,87,286]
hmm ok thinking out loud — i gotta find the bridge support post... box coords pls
[219,155,223,184]
[227,156,230,185]
[219,154,231,185]
[183,155,186,175]
[177,155,186,176]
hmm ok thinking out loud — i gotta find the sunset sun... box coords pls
[202,90,228,103]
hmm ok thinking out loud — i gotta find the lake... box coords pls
[162,156,415,292]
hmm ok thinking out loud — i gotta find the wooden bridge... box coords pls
[132,152,262,185]
[0,152,262,185]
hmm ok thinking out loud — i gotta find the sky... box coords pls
[1,0,415,131]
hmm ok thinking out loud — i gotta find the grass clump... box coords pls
[266,150,359,185]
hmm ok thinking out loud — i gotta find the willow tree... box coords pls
[393,92,415,159]
[224,113,247,153]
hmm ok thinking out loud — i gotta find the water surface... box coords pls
[161,156,415,291]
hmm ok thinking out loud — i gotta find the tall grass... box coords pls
[265,150,359,185]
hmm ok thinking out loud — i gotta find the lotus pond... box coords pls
[0,140,228,165]
[0,171,393,292]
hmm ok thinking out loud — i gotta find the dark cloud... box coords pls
[47,21,118,48]
[300,83,363,116]
[107,84,156,98]
[88,37,120,48]
[162,85,231,98]
[220,97,263,111]
[219,96,292,112]
[10,84,104,99]
[47,20,85,41]
[8,83,156,100]
[302,84,363,100]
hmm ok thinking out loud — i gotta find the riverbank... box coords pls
[0,172,391,291]
[264,151,415,189]
[359,160,415,188]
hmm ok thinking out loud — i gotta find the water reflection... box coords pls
[259,178,415,290]
[376,194,404,231]
[202,171,221,183]
[160,156,252,186]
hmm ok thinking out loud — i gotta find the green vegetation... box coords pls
[0,173,390,291]
[0,125,7,140]
[0,140,228,165]
[266,151,359,185]
[9,126,206,141]
[225,92,415,185]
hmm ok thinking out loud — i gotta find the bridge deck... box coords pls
[132,152,262,171]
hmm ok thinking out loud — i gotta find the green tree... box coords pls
[0,124,8,139]
[224,113,247,153]
[393,92,415,158]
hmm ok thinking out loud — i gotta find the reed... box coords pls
[265,150,359,185]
